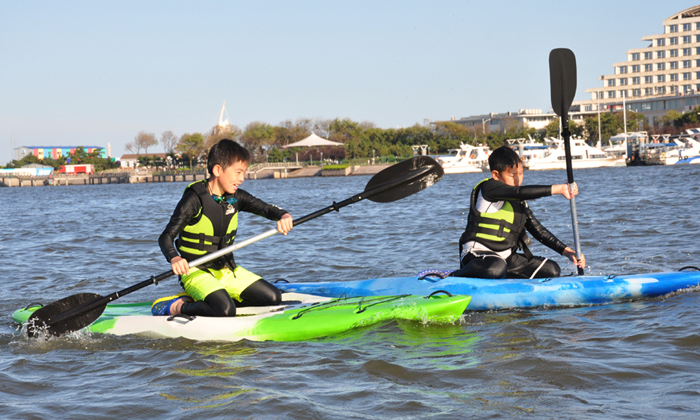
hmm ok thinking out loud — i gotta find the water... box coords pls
[1,164,699,418]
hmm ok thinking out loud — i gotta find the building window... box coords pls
[658,75,666,82]
[620,78,628,86]
[684,60,692,68]
[632,53,640,61]
[632,77,640,85]
[684,85,693,93]
[658,38,666,47]
[671,61,679,70]
[644,64,653,72]
[684,23,692,31]
[683,48,692,56]
[670,74,679,82]
[670,24,678,33]
[632,65,640,73]
[608,91,616,99]
[608,79,616,87]
[684,72,692,81]
[670,49,679,58]
[645,88,653,96]
[670,37,678,45]
[619,66,627,74]
[645,76,653,83]
[633,89,641,97]
[696,71,700,80]
[657,87,666,95]
[658,63,666,71]
[684,35,692,44]
[644,52,653,60]
[658,51,666,59]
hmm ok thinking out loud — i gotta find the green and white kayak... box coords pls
[12,292,470,342]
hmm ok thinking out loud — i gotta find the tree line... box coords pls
[5,108,699,170]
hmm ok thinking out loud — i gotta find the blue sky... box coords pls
[1,1,697,164]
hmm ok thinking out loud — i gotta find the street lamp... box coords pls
[481,118,491,136]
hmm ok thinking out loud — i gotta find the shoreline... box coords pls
[0,164,392,187]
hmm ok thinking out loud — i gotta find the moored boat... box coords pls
[525,137,619,170]
[437,142,491,174]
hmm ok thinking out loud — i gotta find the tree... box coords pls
[124,141,140,155]
[161,131,178,153]
[240,122,276,161]
[544,119,582,139]
[135,131,158,155]
[176,133,206,168]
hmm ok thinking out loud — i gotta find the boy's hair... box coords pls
[207,139,250,176]
[488,145,522,173]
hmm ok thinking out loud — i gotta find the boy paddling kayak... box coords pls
[153,139,293,316]
[451,145,585,279]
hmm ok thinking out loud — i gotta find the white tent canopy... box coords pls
[282,133,343,148]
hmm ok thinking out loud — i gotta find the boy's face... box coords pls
[212,160,248,194]
[492,162,523,187]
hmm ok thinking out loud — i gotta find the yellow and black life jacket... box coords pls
[459,178,528,254]
[176,180,239,269]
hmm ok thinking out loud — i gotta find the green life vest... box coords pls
[459,178,527,254]
[176,180,239,269]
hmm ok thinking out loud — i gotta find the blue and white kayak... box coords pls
[276,270,700,311]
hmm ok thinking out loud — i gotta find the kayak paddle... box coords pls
[26,156,445,338]
[549,48,584,275]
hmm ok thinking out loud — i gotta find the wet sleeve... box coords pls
[523,203,568,255]
[480,179,552,202]
[158,191,201,262]
[235,189,289,220]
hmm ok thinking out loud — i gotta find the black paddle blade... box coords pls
[364,156,444,203]
[26,293,106,338]
[549,48,577,117]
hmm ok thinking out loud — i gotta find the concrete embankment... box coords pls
[1,164,392,187]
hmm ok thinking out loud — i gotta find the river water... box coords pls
[1,164,699,419]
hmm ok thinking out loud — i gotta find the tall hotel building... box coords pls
[576,5,700,126]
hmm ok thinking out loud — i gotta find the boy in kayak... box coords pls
[152,139,293,316]
[451,145,585,279]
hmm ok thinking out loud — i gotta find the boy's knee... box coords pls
[538,261,561,278]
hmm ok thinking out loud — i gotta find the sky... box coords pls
[1,0,698,165]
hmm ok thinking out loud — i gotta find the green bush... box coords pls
[321,164,351,170]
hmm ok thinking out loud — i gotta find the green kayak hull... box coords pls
[13,292,471,342]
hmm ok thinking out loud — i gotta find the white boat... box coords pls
[507,136,549,164]
[602,131,648,166]
[662,132,700,165]
[525,137,619,171]
[437,142,491,174]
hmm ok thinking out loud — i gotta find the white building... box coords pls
[438,108,591,134]
[577,5,700,126]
